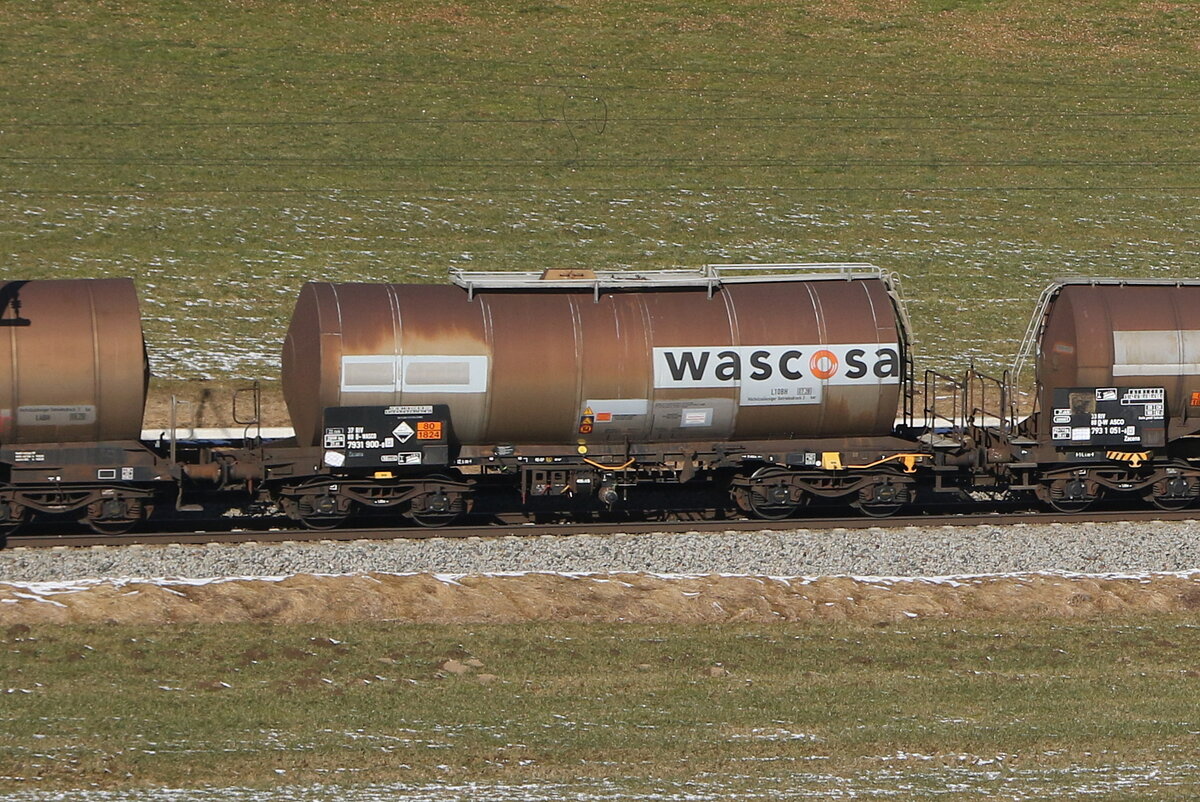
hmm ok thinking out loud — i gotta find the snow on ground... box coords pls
[1,568,1196,599]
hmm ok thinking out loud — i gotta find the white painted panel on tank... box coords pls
[400,355,489,393]
[1112,330,1200,376]
[404,360,471,387]
[341,354,489,393]
[340,355,397,393]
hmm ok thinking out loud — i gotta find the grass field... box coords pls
[3,617,1200,798]
[3,0,1198,390]
[3,9,1199,794]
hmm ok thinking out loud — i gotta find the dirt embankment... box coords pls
[3,572,1200,627]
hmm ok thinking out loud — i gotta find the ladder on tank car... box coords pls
[922,365,1015,452]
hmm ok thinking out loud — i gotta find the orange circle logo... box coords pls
[809,350,839,380]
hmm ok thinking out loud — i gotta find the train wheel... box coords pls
[279,481,350,530]
[85,518,137,536]
[1045,497,1093,514]
[852,480,908,518]
[82,497,144,535]
[1144,476,1197,511]
[745,487,802,520]
[1040,477,1098,513]
[408,485,465,528]
[738,468,804,520]
[298,513,348,531]
[296,492,349,530]
[1147,496,1193,512]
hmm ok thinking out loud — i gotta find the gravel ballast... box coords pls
[2,520,1200,582]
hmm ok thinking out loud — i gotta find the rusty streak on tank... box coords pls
[0,278,147,445]
[1036,280,1200,436]
[282,266,910,447]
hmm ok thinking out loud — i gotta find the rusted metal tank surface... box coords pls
[0,278,147,445]
[282,270,908,447]
[1037,281,1200,432]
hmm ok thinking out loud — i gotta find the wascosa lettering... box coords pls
[653,344,901,404]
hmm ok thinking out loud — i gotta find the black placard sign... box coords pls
[321,405,449,468]
[1049,387,1166,448]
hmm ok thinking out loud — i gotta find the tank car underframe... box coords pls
[188,435,948,527]
[452,435,938,521]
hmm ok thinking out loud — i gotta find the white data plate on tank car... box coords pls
[1050,387,1166,448]
[16,405,97,426]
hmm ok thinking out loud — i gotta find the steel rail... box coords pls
[5,508,1200,550]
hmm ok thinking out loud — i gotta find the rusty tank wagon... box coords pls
[280,264,928,522]
[998,279,1200,511]
[0,278,165,534]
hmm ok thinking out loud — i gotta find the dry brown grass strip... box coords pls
[4,571,1200,626]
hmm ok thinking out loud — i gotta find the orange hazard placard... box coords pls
[417,421,443,439]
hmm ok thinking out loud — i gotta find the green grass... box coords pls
[3,618,1200,796]
[2,0,1199,391]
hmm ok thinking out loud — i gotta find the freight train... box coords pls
[0,264,1197,537]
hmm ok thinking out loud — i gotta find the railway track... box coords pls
[6,507,1200,550]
